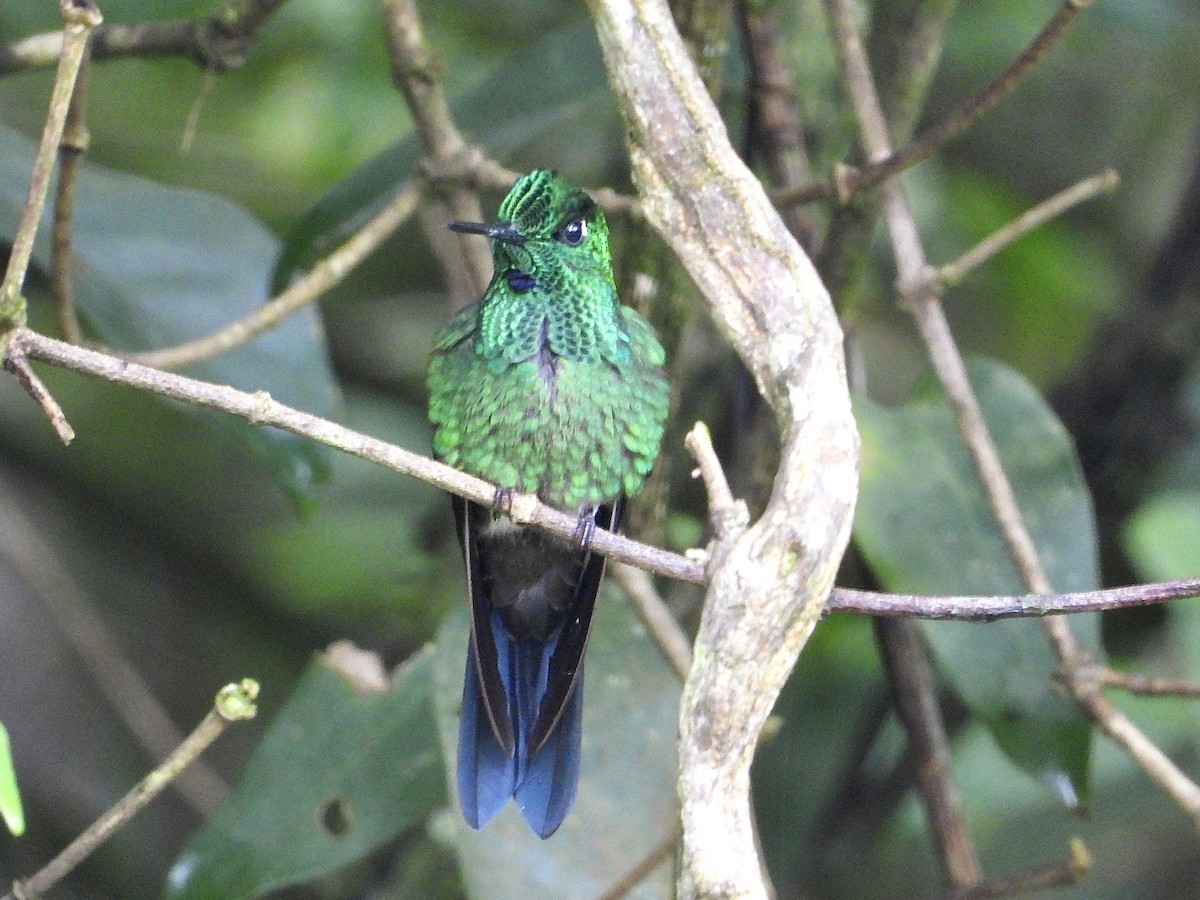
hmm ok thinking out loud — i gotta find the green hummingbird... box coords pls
[427,169,669,838]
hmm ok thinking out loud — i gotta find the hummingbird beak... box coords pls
[448,221,525,245]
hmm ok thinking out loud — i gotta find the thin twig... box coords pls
[3,347,74,444]
[127,180,423,369]
[938,169,1120,289]
[945,837,1091,899]
[876,619,981,889]
[596,826,681,900]
[612,562,692,680]
[0,0,291,76]
[683,421,746,543]
[1099,669,1200,700]
[0,493,227,815]
[827,578,1200,619]
[0,1,102,327]
[824,0,1200,836]
[775,0,1097,209]
[2,680,258,900]
[51,32,92,345]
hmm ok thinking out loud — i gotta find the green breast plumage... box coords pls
[428,297,668,511]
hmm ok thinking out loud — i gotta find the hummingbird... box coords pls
[427,169,669,838]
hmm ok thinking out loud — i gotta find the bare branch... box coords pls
[828,578,1200,620]
[3,346,74,444]
[377,0,490,298]
[684,421,746,544]
[586,1,859,896]
[938,169,1120,289]
[1099,669,1200,699]
[823,0,1200,835]
[876,619,981,889]
[1,1,101,328]
[612,563,692,680]
[946,837,1091,899]
[50,33,91,345]
[773,0,1096,208]
[596,826,681,900]
[127,179,424,370]
[0,0,291,77]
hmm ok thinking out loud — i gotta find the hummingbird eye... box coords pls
[556,218,588,247]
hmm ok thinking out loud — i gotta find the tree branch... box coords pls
[7,326,1200,632]
[377,0,491,300]
[586,1,859,897]
[773,0,1096,208]
[823,0,1200,835]
[1,1,101,333]
[0,0,291,77]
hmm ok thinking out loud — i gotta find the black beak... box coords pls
[448,221,524,245]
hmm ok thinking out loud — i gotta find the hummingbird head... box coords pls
[448,169,613,293]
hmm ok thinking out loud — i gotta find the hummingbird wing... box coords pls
[527,497,624,755]
[454,496,515,754]
[456,629,519,829]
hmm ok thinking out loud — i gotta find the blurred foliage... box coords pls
[0,723,22,837]
[0,0,1199,898]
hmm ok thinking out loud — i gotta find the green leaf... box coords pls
[164,648,445,899]
[854,357,1101,806]
[0,123,337,501]
[1125,491,1200,580]
[0,722,24,836]
[432,589,680,899]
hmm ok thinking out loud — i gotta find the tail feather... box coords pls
[456,616,584,838]
[456,638,517,829]
[516,665,584,838]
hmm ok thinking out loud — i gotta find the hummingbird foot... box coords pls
[492,486,515,518]
[572,508,597,552]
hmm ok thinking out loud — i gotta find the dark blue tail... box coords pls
[456,617,584,839]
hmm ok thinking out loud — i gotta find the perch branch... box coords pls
[8,331,1200,625]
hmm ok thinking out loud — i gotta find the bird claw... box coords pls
[573,509,597,551]
[493,487,515,518]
